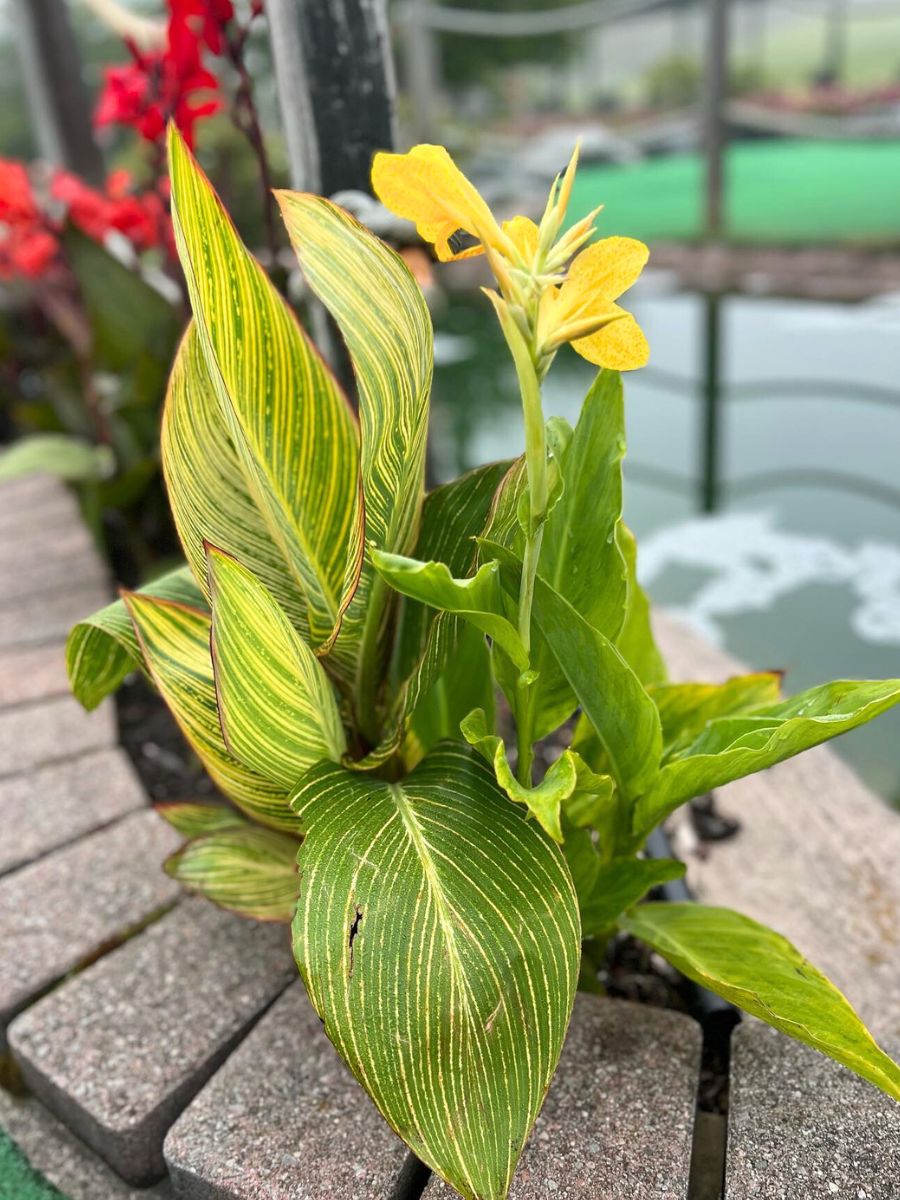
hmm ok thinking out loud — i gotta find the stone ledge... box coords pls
[0,809,180,1047]
[10,900,297,1186]
[164,981,414,1200]
[0,642,71,709]
[0,694,116,779]
[0,747,147,876]
[423,994,701,1199]
[0,1087,173,1200]
[726,1020,900,1199]
[0,581,110,650]
[654,610,900,1043]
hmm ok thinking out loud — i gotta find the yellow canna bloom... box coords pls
[538,236,650,371]
[371,144,510,263]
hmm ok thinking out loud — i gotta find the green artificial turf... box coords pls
[0,1129,66,1200]
[567,139,900,244]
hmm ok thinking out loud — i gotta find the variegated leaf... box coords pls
[276,191,432,741]
[124,591,297,832]
[167,127,361,659]
[166,826,300,922]
[207,545,346,788]
[291,744,579,1200]
[67,564,203,710]
[156,802,248,837]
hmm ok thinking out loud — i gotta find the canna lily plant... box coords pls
[68,128,900,1199]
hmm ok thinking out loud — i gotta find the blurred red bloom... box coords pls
[95,0,232,147]
[52,169,164,252]
[0,161,59,281]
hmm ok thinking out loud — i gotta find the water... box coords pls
[430,277,900,805]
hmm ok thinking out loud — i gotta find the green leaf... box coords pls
[64,225,180,379]
[634,678,900,837]
[486,541,662,801]
[276,190,432,736]
[541,369,628,639]
[461,707,576,842]
[407,624,494,763]
[166,826,300,922]
[372,551,528,671]
[168,127,361,662]
[0,435,114,483]
[567,849,685,937]
[163,323,351,649]
[67,564,203,710]
[620,903,900,1102]
[207,546,346,788]
[364,462,509,768]
[650,672,783,759]
[124,591,297,832]
[291,744,580,1200]
[615,524,667,686]
[156,802,248,837]
[390,460,510,687]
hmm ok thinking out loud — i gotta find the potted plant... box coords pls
[68,129,900,1200]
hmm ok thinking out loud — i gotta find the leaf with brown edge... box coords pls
[166,826,300,922]
[167,127,361,669]
[291,744,580,1200]
[124,590,297,832]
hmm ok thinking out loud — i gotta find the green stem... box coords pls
[493,298,548,788]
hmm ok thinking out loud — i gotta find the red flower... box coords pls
[0,160,60,281]
[95,0,230,148]
[52,169,165,253]
[170,0,235,56]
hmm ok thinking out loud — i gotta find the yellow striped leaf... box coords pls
[276,191,432,740]
[67,565,203,710]
[207,545,346,788]
[156,802,248,838]
[124,591,297,832]
[166,826,300,922]
[291,744,579,1200]
[621,903,900,1102]
[167,127,361,658]
[163,323,327,641]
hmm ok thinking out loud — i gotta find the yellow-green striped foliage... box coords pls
[65,126,900,1193]
[124,591,296,832]
[292,745,579,1199]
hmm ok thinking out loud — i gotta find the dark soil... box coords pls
[116,674,220,804]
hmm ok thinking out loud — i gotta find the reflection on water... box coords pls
[430,280,900,804]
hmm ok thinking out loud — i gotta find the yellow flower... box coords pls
[538,236,649,371]
[371,144,510,263]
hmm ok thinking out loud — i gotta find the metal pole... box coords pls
[702,0,729,238]
[265,0,398,388]
[700,292,723,514]
[12,0,105,185]
[403,0,442,143]
[266,0,397,196]
[821,0,849,85]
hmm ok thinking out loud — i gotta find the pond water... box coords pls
[429,276,900,807]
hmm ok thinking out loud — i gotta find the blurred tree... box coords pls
[437,0,576,88]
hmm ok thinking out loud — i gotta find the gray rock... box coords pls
[0,580,110,649]
[0,808,180,1045]
[423,994,701,1199]
[0,747,146,876]
[0,641,72,709]
[0,473,71,513]
[726,1020,900,1200]
[0,694,116,778]
[0,537,106,604]
[10,899,296,1185]
[0,1084,173,1200]
[164,981,416,1199]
